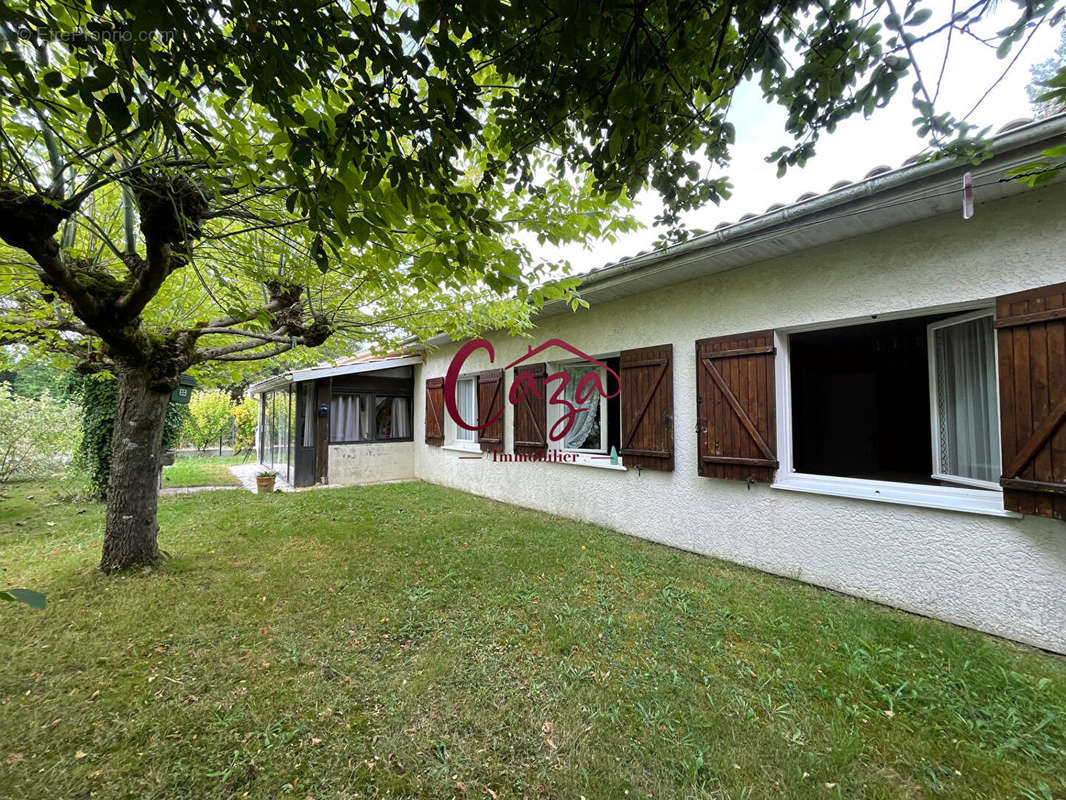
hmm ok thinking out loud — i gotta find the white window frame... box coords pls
[444,375,480,452]
[771,304,1018,519]
[546,364,609,455]
[927,309,1002,490]
[540,357,626,470]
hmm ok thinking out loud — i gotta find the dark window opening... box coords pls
[790,313,959,485]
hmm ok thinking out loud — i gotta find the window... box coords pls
[546,358,621,456]
[928,311,1000,488]
[785,309,1001,491]
[451,377,478,444]
[376,395,412,439]
[331,393,371,443]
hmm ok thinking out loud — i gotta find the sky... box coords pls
[535,7,1064,272]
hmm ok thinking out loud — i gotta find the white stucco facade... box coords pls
[329,441,415,485]
[413,181,1066,654]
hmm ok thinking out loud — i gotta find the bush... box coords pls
[0,387,81,482]
[231,397,258,455]
[182,390,233,453]
[73,375,186,500]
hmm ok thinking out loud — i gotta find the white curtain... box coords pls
[391,397,411,438]
[456,379,476,441]
[564,368,599,449]
[302,385,315,447]
[330,394,362,442]
[932,314,999,484]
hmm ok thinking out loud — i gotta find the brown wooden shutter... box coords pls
[513,362,547,457]
[996,282,1066,520]
[425,377,444,446]
[619,344,674,471]
[478,369,504,452]
[696,330,778,482]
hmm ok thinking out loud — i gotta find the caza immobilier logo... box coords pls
[444,338,620,462]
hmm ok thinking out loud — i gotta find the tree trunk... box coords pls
[100,369,172,572]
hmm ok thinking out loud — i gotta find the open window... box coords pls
[786,310,1000,490]
[928,310,1000,489]
[544,356,621,458]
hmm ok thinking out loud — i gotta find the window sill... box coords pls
[443,443,482,454]
[549,451,627,471]
[771,473,1020,518]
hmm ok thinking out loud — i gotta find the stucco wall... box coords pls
[329,442,414,485]
[414,182,1066,654]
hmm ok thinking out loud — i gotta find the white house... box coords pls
[258,113,1066,654]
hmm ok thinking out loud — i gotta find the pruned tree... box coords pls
[0,0,1057,572]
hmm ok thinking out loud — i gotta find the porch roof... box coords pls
[248,352,422,395]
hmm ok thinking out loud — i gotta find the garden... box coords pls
[2,479,1066,799]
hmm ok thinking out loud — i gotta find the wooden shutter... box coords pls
[425,377,444,446]
[996,281,1066,520]
[696,330,778,482]
[513,362,547,457]
[619,344,674,471]
[478,369,504,452]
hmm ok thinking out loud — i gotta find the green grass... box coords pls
[1,480,1065,800]
[161,455,245,488]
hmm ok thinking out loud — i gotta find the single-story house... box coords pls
[255,113,1066,654]
[249,351,418,487]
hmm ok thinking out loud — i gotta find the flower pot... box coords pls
[256,476,276,494]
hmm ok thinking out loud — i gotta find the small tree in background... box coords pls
[182,391,233,454]
[231,398,258,456]
[0,388,80,482]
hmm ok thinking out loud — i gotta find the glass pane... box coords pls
[932,314,1000,484]
[392,396,411,438]
[456,379,475,441]
[564,367,603,451]
[301,384,315,447]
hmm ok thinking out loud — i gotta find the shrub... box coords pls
[73,375,186,500]
[0,387,81,482]
[231,397,258,455]
[182,390,233,453]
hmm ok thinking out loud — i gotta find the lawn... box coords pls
[161,455,246,488]
[1,481,1065,800]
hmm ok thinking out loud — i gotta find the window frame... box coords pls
[329,389,414,445]
[546,364,609,455]
[926,308,1002,491]
[444,375,480,450]
[771,303,1017,518]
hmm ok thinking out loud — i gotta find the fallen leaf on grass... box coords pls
[74,751,87,759]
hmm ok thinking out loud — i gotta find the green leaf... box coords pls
[907,9,932,26]
[100,93,132,132]
[86,110,102,143]
[1,589,47,609]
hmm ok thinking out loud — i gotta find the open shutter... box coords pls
[478,369,504,452]
[996,281,1066,520]
[513,362,547,458]
[696,330,778,482]
[425,377,444,446]
[620,344,674,471]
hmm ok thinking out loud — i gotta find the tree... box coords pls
[1029,25,1066,118]
[181,390,232,453]
[231,397,258,456]
[0,1,1057,571]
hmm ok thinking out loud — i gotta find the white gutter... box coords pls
[288,355,422,382]
[574,113,1066,295]
[400,113,1066,350]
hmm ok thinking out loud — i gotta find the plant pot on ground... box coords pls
[256,471,277,494]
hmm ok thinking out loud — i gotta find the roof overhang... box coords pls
[413,113,1066,349]
[248,354,423,395]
